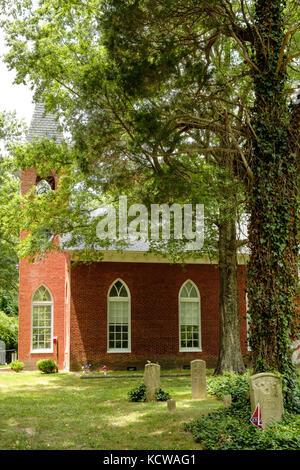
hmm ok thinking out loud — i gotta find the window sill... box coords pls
[107,349,131,354]
[180,348,202,353]
[30,349,53,354]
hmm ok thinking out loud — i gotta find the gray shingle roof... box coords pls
[27,102,64,143]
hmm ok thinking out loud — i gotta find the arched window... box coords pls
[31,285,53,352]
[107,279,130,352]
[179,280,201,351]
[36,175,55,195]
[36,179,52,195]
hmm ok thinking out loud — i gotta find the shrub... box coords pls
[37,359,58,374]
[128,384,171,402]
[128,384,146,402]
[155,388,171,401]
[9,360,24,372]
[206,371,249,403]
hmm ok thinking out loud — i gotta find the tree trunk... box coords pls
[247,1,298,399]
[214,212,245,375]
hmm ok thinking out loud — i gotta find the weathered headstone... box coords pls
[249,373,284,429]
[191,360,206,399]
[11,352,17,362]
[144,363,160,401]
[167,399,176,411]
[223,394,232,408]
[0,340,6,364]
[291,340,300,366]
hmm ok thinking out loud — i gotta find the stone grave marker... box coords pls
[0,340,6,364]
[191,359,206,399]
[291,340,300,366]
[223,394,232,408]
[167,399,176,411]
[249,372,284,429]
[144,363,160,401]
[11,352,17,362]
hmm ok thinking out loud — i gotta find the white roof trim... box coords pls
[70,250,249,265]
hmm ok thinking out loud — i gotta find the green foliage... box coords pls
[1,0,246,263]
[186,372,300,450]
[0,159,19,294]
[0,311,18,350]
[128,384,171,402]
[154,388,171,402]
[0,291,18,316]
[283,373,300,414]
[36,359,58,374]
[207,372,250,403]
[9,360,24,372]
[0,110,25,143]
[185,406,300,450]
[128,384,146,402]
[0,112,23,304]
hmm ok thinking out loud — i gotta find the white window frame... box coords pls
[65,280,70,355]
[31,285,53,353]
[107,279,131,353]
[179,280,202,352]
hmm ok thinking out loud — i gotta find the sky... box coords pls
[0,30,34,128]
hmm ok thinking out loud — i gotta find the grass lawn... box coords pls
[0,371,222,450]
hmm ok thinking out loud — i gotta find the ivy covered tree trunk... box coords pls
[214,213,245,375]
[248,0,298,399]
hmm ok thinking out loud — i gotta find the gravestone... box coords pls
[11,352,17,362]
[0,340,6,364]
[144,363,160,401]
[167,399,176,411]
[223,394,232,408]
[191,360,206,399]
[249,373,284,429]
[291,340,300,366]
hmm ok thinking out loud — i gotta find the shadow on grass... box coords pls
[0,372,221,450]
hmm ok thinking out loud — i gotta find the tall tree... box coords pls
[0,111,23,296]
[99,0,299,397]
[3,1,299,388]
[247,1,299,391]
[0,110,25,321]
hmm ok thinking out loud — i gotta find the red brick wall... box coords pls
[70,262,248,370]
[21,168,59,194]
[18,251,70,370]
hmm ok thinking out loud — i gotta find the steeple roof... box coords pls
[27,102,64,143]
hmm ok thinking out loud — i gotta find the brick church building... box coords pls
[18,104,249,371]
